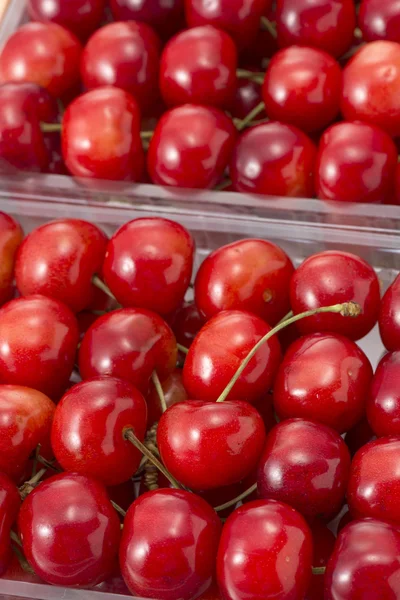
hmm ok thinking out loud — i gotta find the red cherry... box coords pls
[324,519,400,599]
[160,26,237,109]
[217,499,313,600]
[230,122,317,197]
[147,104,236,189]
[0,473,21,576]
[276,0,357,59]
[120,488,221,600]
[15,219,107,313]
[258,418,351,521]
[0,213,23,307]
[239,28,278,69]
[344,418,376,457]
[168,302,205,349]
[110,0,185,40]
[51,377,147,486]
[103,217,194,316]
[316,121,398,203]
[229,77,264,121]
[0,386,55,482]
[62,87,144,181]
[367,351,400,437]
[263,46,342,133]
[81,22,161,114]
[197,582,222,600]
[396,163,400,204]
[0,82,60,173]
[359,0,400,43]
[185,0,269,50]
[347,437,400,525]
[0,23,82,99]
[157,399,266,490]
[290,250,381,341]
[146,368,188,427]
[379,273,400,351]
[273,333,373,433]
[0,295,79,399]
[18,473,121,587]
[79,307,177,393]
[194,238,294,326]
[27,0,106,41]
[341,41,400,137]
[183,310,281,404]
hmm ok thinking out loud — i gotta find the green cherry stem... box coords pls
[260,16,277,38]
[151,370,167,413]
[92,275,117,301]
[111,500,127,518]
[215,302,361,403]
[312,566,326,575]
[41,122,62,133]
[236,101,266,132]
[215,483,257,512]
[177,343,189,355]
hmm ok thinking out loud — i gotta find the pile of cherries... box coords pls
[1,209,400,600]
[0,0,399,204]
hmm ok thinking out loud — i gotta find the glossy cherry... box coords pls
[18,473,121,587]
[290,250,381,341]
[276,0,357,58]
[27,0,106,40]
[103,217,194,316]
[81,22,161,114]
[229,77,264,121]
[341,41,400,137]
[230,122,317,198]
[15,219,107,313]
[257,418,351,521]
[146,368,187,427]
[160,26,237,109]
[367,351,400,437]
[324,519,400,599]
[0,473,21,576]
[359,0,400,43]
[379,273,400,351]
[168,302,205,349]
[273,333,373,433]
[110,0,185,40]
[78,307,177,393]
[263,46,342,133]
[0,213,23,307]
[194,238,294,326]
[185,0,269,50]
[147,104,236,189]
[316,121,398,204]
[183,310,282,404]
[0,23,82,99]
[306,521,336,600]
[157,399,266,490]
[62,87,144,182]
[217,499,313,600]
[51,377,147,486]
[347,437,400,525]
[344,418,376,457]
[120,488,221,600]
[0,295,79,399]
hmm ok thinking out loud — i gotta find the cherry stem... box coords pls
[312,567,326,575]
[111,500,127,518]
[92,275,116,301]
[41,122,62,133]
[278,310,293,325]
[236,102,266,132]
[19,467,47,500]
[236,69,265,83]
[11,544,35,575]
[151,370,167,413]
[177,343,189,355]
[215,302,361,403]
[260,16,277,38]
[215,178,232,191]
[124,428,182,490]
[215,483,257,512]
[36,455,58,472]
[140,131,153,140]
[10,531,22,548]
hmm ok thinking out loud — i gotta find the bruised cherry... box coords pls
[0,473,21,576]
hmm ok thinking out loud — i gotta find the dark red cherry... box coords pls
[276,0,357,58]
[160,26,237,109]
[157,399,266,490]
[230,122,317,197]
[344,418,376,457]
[18,473,121,587]
[367,351,400,437]
[79,307,177,393]
[168,302,205,350]
[110,0,185,40]
[0,295,79,399]
[273,333,373,433]
[146,368,188,427]
[103,217,194,316]
[0,82,60,173]
[120,488,221,600]
[359,0,400,43]
[379,273,400,351]
[316,121,398,203]
[194,238,294,326]
[347,437,400,525]
[27,0,106,40]
[263,46,342,133]
[324,519,400,599]
[290,250,381,341]
[81,22,161,114]
[0,213,23,307]
[183,310,282,404]
[62,87,144,182]
[0,23,82,99]
[15,219,107,313]
[185,0,269,50]
[217,499,313,600]
[341,41,400,137]
[147,104,236,189]
[51,377,147,486]
[306,521,336,600]
[239,27,278,69]
[229,77,265,121]
[0,473,21,576]
[258,418,351,521]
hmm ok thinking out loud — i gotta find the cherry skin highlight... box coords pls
[27,0,106,41]
[379,273,400,351]
[120,489,221,600]
[0,472,21,576]
[229,77,264,121]
[359,0,400,43]
[0,212,23,307]
[168,303,205,350]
